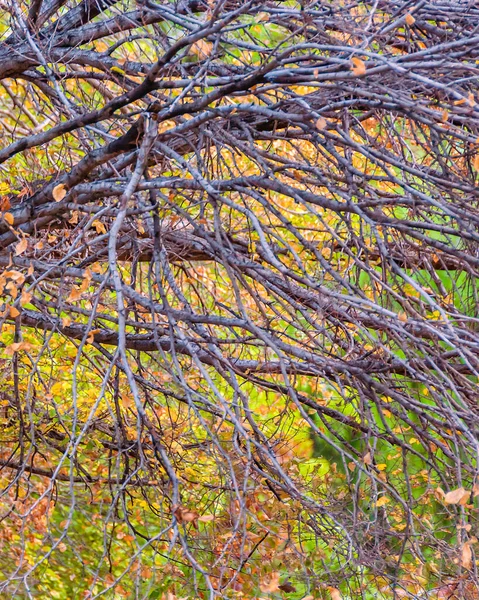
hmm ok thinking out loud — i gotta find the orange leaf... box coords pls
[351,57,366,76]
[330,588,342,600]
[52,184,67,202]
[86,329,101,344]
[0,196,11,211]
[9,305,20,318]
[405,13,415,25]
[92,220,107,235]
[260,572,280,593]
[15,238,28,256]
[3,212,14,225]
[20,291,32,306]
[462,541,473,569]
[444,487,470,505]
[4,342,32,355]
[67,287,83,302]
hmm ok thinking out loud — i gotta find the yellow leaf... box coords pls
[3,212,14,225]
[351,57,366,76]
[444,487,470,505]
[15,238,28,256]
[190,40,213,59]
[376,463,387,471]
[405,13,415,25]
[316,116,327,130]
[52,184,67,202]
[111,66,126,75]
[375,496,390,507]
[92,220,107,235]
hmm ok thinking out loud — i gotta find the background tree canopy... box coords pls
[1,0,479,598]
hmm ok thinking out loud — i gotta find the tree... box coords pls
[1,0,479,597]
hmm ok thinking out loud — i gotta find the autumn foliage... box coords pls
[1,0,479,598]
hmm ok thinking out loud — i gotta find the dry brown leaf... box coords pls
[363,451,372,465]
[198,514,215,522]
[444,487,470,505]
[461,541,473,569]
[302,596,314,600]
[15,238,28,256]
[260,572,280,593]
[473,154,479,171]
[351,57,366,76]
[278,581,297,593]
[174,505,200,526]
[180,510,198,522]
[315,116,327,130]
[330,588,342,600]
[52,184,67,202]
[398,311,408,322]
